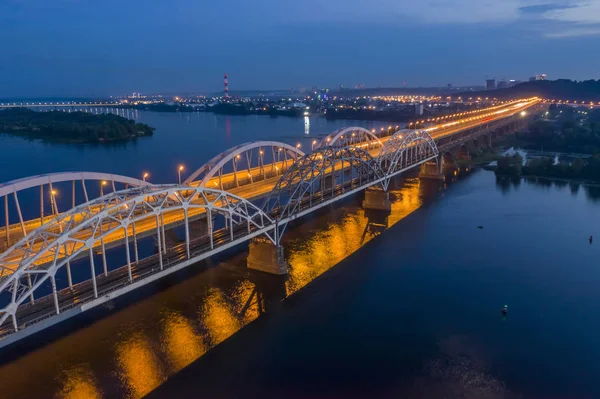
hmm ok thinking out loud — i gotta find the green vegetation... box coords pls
[522,155,600,181]
[495,153,523,177]
[0,108,154,143]
[494,151,600,182]
[456,148,502,167]
[515,104,600,153]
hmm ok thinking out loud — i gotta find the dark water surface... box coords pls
[1,112,600,398]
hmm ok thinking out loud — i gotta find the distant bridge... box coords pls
[0,102,121,108]
[0,98,542,348]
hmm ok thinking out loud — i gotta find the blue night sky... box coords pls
[1,0,599,97]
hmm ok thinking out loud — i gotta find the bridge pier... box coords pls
[247,237,288,275]
[457,146,471,161]
[362,187,392,212]
[419,153,444,180]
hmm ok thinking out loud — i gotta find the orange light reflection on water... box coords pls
[115,332,166,399]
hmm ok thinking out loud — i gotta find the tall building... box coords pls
[497,80,508,89]
[486,79,496,90]
[536,74,547,81]
[414,103,424,116]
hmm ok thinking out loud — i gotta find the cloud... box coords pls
[519,3,577,14]
[542,1,600,23]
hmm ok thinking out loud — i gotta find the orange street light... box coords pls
[143,173,149,182]
[178,165,185,184]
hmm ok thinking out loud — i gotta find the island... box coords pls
[0,108,155,143]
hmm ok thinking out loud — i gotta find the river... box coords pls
[1,111,600,398]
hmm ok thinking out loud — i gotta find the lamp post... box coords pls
[178,165,184,185]
[143,173,149,182]
[50,190,58,216]
[100,180,107,196]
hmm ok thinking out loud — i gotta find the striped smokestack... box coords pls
[224,73,229,99]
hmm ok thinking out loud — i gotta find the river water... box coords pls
[1,111,600,398]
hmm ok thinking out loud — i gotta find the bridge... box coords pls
[0,102,122,108]
[0,98,542,348]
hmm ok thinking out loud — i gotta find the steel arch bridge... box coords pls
[0,126,440,344]
[0,185,274,334]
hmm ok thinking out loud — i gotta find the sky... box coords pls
[1,0,599,97]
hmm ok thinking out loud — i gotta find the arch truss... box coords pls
[0,172,149,250]
[184,141,305,191]
[0,185,273,333]
[317,126,382,150]
[263,146,384,238]
[377,129,439,188]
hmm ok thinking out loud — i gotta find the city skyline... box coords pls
[1,0,599,97]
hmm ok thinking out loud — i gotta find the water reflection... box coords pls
[0,177,437,399]
[161,312,206,371]
[115,332,166,399]
[58,365,102,399]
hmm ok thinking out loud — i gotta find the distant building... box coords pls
[497,80,508,89]
[536,74,547,81]
[414,103,424,116]
[447,83,453,89]
[486,79,496,90]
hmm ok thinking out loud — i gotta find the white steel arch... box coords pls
[184,141,305,189]
[378,129,439,180]
[0,172,148,198]
[0,185,273,332]
[316,127,382,149]
[263,146,384,221]
[0,172,150,247]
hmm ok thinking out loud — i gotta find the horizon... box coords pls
[2,1,600,97]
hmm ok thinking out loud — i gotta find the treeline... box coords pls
[0,108,154,143]
[495,153,600,181]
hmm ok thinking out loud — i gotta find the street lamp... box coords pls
[100,180,107,196]
[50,189,58,215]
[312,140,317,151]
[178,165,184,185]
[143,172,149,182]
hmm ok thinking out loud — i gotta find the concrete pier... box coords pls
[362,187,392,211]
[247,238,288,275]
[419,161,444,180]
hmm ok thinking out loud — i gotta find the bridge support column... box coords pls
[457,147,471,160]
[419,154,444,180]
[247,238,288,275]
[362,187,391,212]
